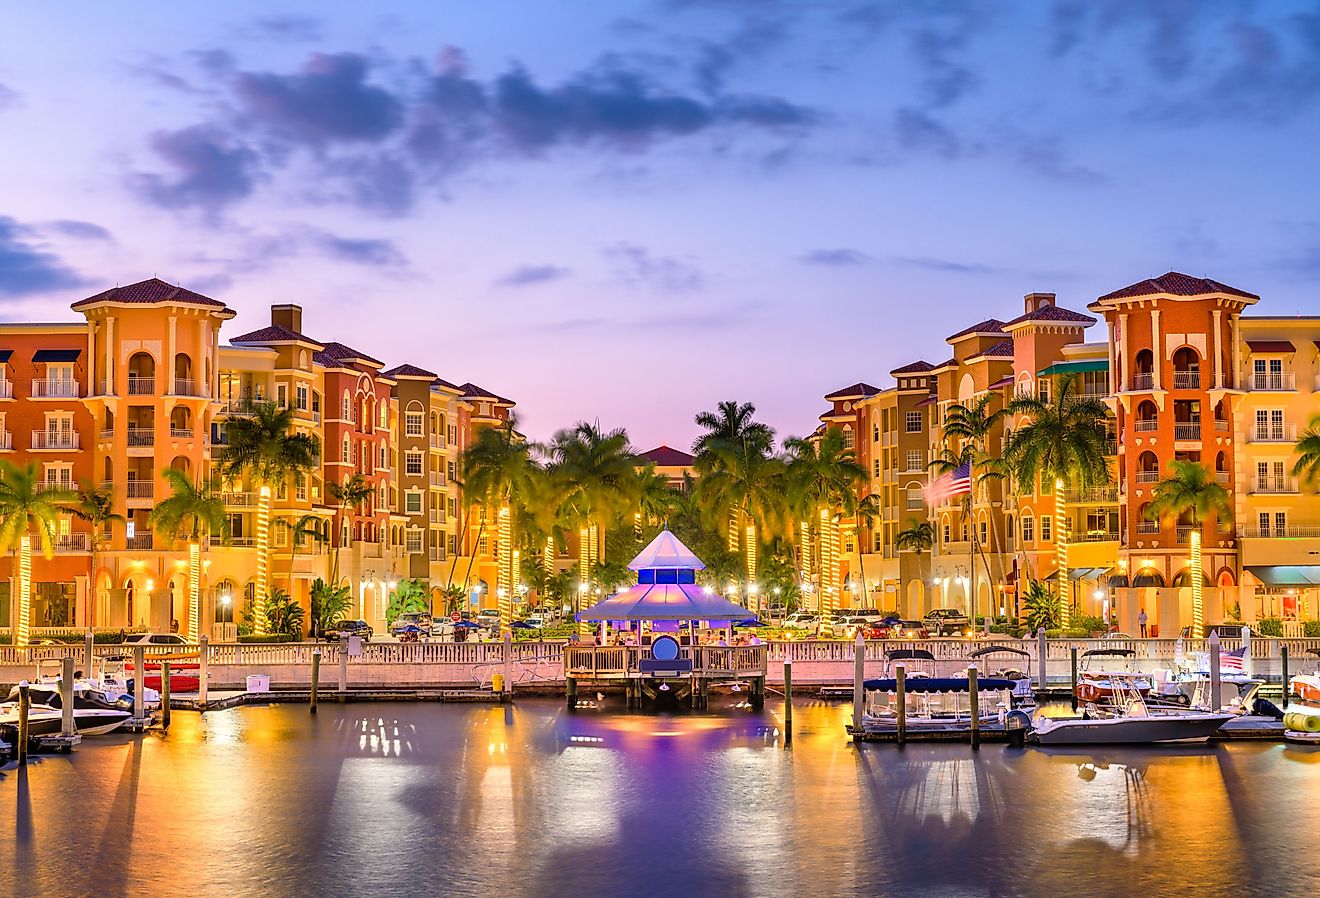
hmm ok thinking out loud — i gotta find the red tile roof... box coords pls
[314,341,383,368]
[636,445,696,467]
[890,360,933,375]
[931,358,957,369]
[969,339,1014,359]
[1097,271,1259,302]
[73,277,227,310]
[1003,304,1095,327]
[824,382,881,400]
[230,324,323,347]
[946,319,1005,341]
[382,363,438,380]
[460,382,514,405]
[431,378,463,393]
[988,375,1014,390]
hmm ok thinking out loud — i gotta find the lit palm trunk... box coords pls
[16,535,31,647]
[799,520,811,584]
[1055,478,1069,629]
[745,523,757,583]
[819,507,836,617]
[254,485,271,635]
[188,540,200,640]
[727,512,739,555]
[497,505,511,604]
[578,526,591,636]
[1190,529,1203,637]
[543,536,555,577]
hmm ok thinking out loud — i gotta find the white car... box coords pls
[784,613,819,629]
[122,632,188,645]
[476,609,502,629]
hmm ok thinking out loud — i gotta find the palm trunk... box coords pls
[1055,478,1069,629]
[254,485,272,635]
[1190,513,1203,637]
[16,537,32,647]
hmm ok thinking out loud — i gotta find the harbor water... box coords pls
[3,697,1318,898]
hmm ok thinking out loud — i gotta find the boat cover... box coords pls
[863,677,1018,693]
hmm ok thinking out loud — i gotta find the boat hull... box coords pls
[1034,713,1234,745]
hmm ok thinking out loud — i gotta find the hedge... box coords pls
[237,634,298,643]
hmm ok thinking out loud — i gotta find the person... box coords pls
[568,632,580,646]
[749,633,763,646]
[170,618,179,634]
[1138,607,1148,638]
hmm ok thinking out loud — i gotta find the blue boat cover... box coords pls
[863,677,1019,693]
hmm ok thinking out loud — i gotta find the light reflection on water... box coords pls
[2,697,1318,898]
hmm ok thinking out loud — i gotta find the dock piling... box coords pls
[1209,631,1221,711]
[84,630,94,678]
[1281,645,1290,711]
[968,666,980,749]
[502,632,513,701]
[338,634,348,695]
[896,664,907,746]
[783,659,793,746]
[1036,628,1047,690]
[566,676,578,710]
[1070,647,1078,712]
[310,649,321,715]
[852,633,865,738]
[17,681,30,765]
[161,661,172,729]
[60,656,75,737]
[132,644,146,725]
[198,635,209,706]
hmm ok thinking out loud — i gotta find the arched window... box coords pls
[170,405,192,435]
[1172,347,1200,389]
[173,352,193,389]
[1136,451,1159,481]
[342,390,352,421]
[1134,400,1158,431]
[841,424,855,449]
[1021,514,1035,543]
[127,351,156,395]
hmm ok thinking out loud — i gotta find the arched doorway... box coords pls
[127,351,156,395]
[906,579,924,617]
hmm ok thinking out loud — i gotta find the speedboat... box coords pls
[0,699,132,736]
[853,675,1026,737]
[1035,675,1233,745]
[1148,656,1262,712]
[963,644,1034,706]
[1075,648,1151,704]
[98,656,162,707]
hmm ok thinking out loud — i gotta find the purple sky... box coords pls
[2,2,1319,450]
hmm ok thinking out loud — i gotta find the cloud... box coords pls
[240,15,323,42]
[44,220,113,241]
[497,264,571,287]
[605,242,703,292]
[893,256,995,275]
[0,216,90,297]
[0,82,17,110]
[131,125,260,211]
[800,249,870,266]
[233,53,404,145]
[893,107,962,159]
[312,231,407,268]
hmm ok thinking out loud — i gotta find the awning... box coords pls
[914,394,936,408]
[32,349,82,362]
[988,375,1014,390]
[1038,359,1108,376]
[0,350,12,363]
[1244,565,1320,587]
[1040,567,1113,581]
[1246,340,1295,354]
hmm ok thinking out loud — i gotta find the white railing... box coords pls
[0,379,11,399]
[222,491,257,507]
[126,532,154,550]
[1251,373,1295,392]
[126,481,154,500]
[30,430,79,449]
[170,427,194,439]
[1254,478,1298,495]
[126,376,155,395]
[1173,423,1201,440]
[1250,425,1295,443]
[1134,470,1160,483]
[1136,521,1160,534]
[1172,370,1200,389]
[54,533,89,552]
[30,379,79,398]
[1074,530,1119,543]
[126,427,154,447]
[1241,526,1320,539]
[172,378,207,397]
[1134,419,1158,432]
[1068,486,1118,503]
[0,431,11,450]
[1131,373,1155,391]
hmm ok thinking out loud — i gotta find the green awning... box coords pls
[1245,565,1320,586]
[1040,567,1114,581]
[1038,359,1109,376]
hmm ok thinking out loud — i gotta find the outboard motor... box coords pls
[1004,709,1032,748]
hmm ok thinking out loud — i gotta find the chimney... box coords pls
[271,303,302,334]
[1024,292,1056,314]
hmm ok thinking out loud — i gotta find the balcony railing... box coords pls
[1215,419,1230,432]
[0,379,11,399]
[1251,373,1295,392]
[1136,521,1160,534]
[0,431,11,450]
[125,532,154,550]
[126,376,155,395]
[170,427,194,440]
[1134,419,1158,432]
[31,431,79,449]
[30,379,79,398]
[126,427,154,447]
[171,378,208,397]
[1216,471,1230,484]
[1173,423,1201,441]
[126,481,155,500]
[1067,486,1118,503]
[54,532,90,552]
[222,491,256,508]
[1241,525,1320,539]
[1254,479,1298,495]
[430,435,446,449]
[1250,425,1295,443]
[1074,530,1119,543]
[1134,471,1160,483]
[1172,370,1200,389]
[1104,439,1119,455]
[1176,525,1198,543]
[1131,373,1155,391]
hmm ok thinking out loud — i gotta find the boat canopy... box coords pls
[969,645,1030,659]
[863,677,1018,693]
[1081,648,1135,658]
[886,649,936,661]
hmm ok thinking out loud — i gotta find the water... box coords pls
[3,697,1318,898]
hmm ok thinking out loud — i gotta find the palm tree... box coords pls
[1006,373,1111,627]
[150,469,230,639]
[218,401,320,634]
[784,429,866,613]
[635,465,677,533]
[693,401,776,556]
[0,460,77,646]
[1145,460,1231,637]
[1292,413,1320,487]
[694,439,787,588]
[276,512,328,596]
[851,493,882,608]
[70,481,125,630]
[326,473,372,587]
[895,517,934,616]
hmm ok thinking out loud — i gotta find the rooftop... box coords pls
[1096,271,1259,302]
[381,363,438,380]
[824,382,882,401]
[73,277,227,311]
[890,360,934,375]
[230,323,323,347]
[314,340,384,368]
[946,319,1006,342]
[636,445,697,467]
[1002,304,1095,328]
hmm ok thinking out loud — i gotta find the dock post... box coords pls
[783,659,793,745]
[84,630,95,678]
[502,632,513,701]
[852,632,866,738]
[1070,648,1079,711]
[896,664,907,746]
[310,649,321,715]
[567,676,578,711]
[1036,628,1047,691]
[968,666,980,749]
[338,634,348,695]
[161,661,172,729]
[198,635,209,706]
[1208,630,1221,711]
[1281,645,1289,711]
[132,644,146,726]
[61,656,76,738]
[17,681,30,765]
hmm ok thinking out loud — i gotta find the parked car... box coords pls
[324,620,373,642]
[924,608,972,636]
[784,612,818,629]
[122,632,188,645]
[894,620,930,640]
[522,615,547,629]
[476,608,502,629]
[390,612,432,637]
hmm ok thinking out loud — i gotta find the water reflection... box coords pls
[1,699,1318,898]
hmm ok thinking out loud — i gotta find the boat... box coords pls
[1283,650,1320,739]
[117,654,201,694]
[0,701,64,737]
[885,648,937,678]
[854,675,1028,738]
[0,699,131,737]
[1148,655,1262,712]
[97,656,162,707]
[1035,674,1233,745]
[963,645,1034,705]
[1289,650,1320,705]
[1075,648,1151,704]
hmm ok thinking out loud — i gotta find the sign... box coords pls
[347,635,363,657]
[451,612,461,622]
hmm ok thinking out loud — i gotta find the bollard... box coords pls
[566,676,578,711]
[310,649,321,715]
[1208,630,1221,712]
[1242,625,1253,678]
[84,630,95,679]
[502,632,513,700]
[17,681,30,765]
[783,659,793,745]
[1036,628,1048,691]
[968,666,980,749]
[198,635,209,706]
[133,644,146,724]
[852,632,866,737]
[61,656,76,737]
[1070,647,1079,712]
[1281,645,1290,712]
[896,664,907,746]
[160,661,172,729]
[338,634,348,694]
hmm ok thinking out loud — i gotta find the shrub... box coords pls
[386,578,429,625]
[1256,617,1284,637]
[1304,620,1320,638]
[1073,615,1107,635]
[238,634,297,643]
[263,588,305,638]
[1024,581,1061,633]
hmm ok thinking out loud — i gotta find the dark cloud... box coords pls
[233,53,404,145]
[801,249,870,266]
[45,220,113,241]
[894,256,994,275]
[606,242,703,292]
[893,108,962,159]
[0,217,89,297]
[131,125,259,211]
[313,231,407,268]
[497,264,571,287]
[0,82,17,110]
[242,15,323,42]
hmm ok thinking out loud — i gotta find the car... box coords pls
[475,608,502,629]
[894,620,930,640]
[122,632,188,645]
[848,608,887,624]
[325,619,373,642]
[522,615,547,629]
[784,612,818,628]
[924,608,971,636]
[390,612,432,637]
[837,615,872,635]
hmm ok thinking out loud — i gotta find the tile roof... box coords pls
[931,358,957,369]
[889,360,933,375]
[314,341,383,368]
[988,375,1014,390]
[636,445,696,467]
[946,319,1005,342]
[230,324,323,347]
[432,377,463,393]
[1003,304,1095,327]
[969,339,1014,359]
[73,277,227,310]
[1097,271,1259,302]
[824,382,881,400]
[381,363,438,380]
[460,382,514,405]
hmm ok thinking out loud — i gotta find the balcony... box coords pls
[430,434,446,449]
[1067,486,1118,503]
[1104,439,1119,455]
[30,379,79,399]
[1176,525,1199,543]
[1131,373,1155,391]
[1250,425,1295,444]
[1134,419,1158,432]
[1136,521,1160,534]
[126,481,155,500]
[170,427,194,440]
[1075,530,1119,543]
[1215,419,1230,432]
[1134,470,1160,484]
[0,431,10,450]
[1253,479,1298,495]
[1251,373,1295,392]
[126,427,154,447]
[1216,471,1230,484]
[171,378,208,398]
[1173,423,1201,441]
[126,376,155,396]
[1172,371,1200,390]
[1241,525,1320,539]
[222,491,256,508]
[31,430,79,450]
[0,379,11,399]
[430,472,445,487]
[905,499,924,511]
[125,532,154,550]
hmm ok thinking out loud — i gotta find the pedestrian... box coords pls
[1138,607,1148,638]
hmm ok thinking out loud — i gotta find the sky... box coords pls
[2,1,1319,450]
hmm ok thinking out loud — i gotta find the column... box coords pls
[166,315,177,394]
[1107,319,1117,392]
[86,323,95,394]
[1231,315,1242,391]
[198,317,207,397]
[1212,309,1223,388]
[104,315,115,394]
[1150,309,1162,389]
[1119,313,1129,392]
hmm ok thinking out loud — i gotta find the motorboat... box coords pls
[0,701,63,737]
[1284,649,1320,737]
[963,645,1034,705]
[1148,654,1262,712]
[1035,674,1233,745]
[97,656,162,707]
[885,648,937,679]
[1075,648,1151,704]
[854,675,1027,737]
[0,698,132,737]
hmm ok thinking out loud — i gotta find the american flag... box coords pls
[927,461,971,506]
[1220,646,1246,672]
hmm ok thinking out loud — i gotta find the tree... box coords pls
[263,587,304,638]
[275,512,328,595]
[218,401,320,633]
[1145,460,1231,636]
[309,577,352,638]
[784,429,865,613]
[1292,413,1320,487]
[386,578,429,625]
[150,469,230,639]
[692,400,774,458]
[1023,579,1061,633]
[1006,373,1111,627]
[326,474,372,586]
[69,481,125,629]
[895,518,934,616]
[0,461,77,645]
[694,438,786,586]
[546,422,637,591]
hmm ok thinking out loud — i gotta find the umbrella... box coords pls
[453,620,480,629]
[735,618,764,628]
[510,621,535,630]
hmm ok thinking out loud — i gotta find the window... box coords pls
[379,445,388,469]
[406,530,423,553]
[379,403,389,428]
[447,460,456,482]
[979,518,988,544]
[405,411,424,437]
[43,462,73,490]
[905,411,922,433]
[448,497,457,519]
[404,491,423,515]
[1255,408,1284,441]
[296,384,308,410]
[906,488,923,511]
[1038,379,1051,403]
[342,391,352,421]
[872,423,879,443]
[1276,511,1287,535]
[1040,515,1052,542]
[841,425,855,449]
[873,459,881,478]
[295,473,307,502]
[905,450,923,472]
[942,521,951,543]
[274,525,288,548]
[447,534,457,556]
[1021,515,1035,543]
[342,437,351,462]
[405,451,424,476]
[276,384,287,408]
[448,424,457,445]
